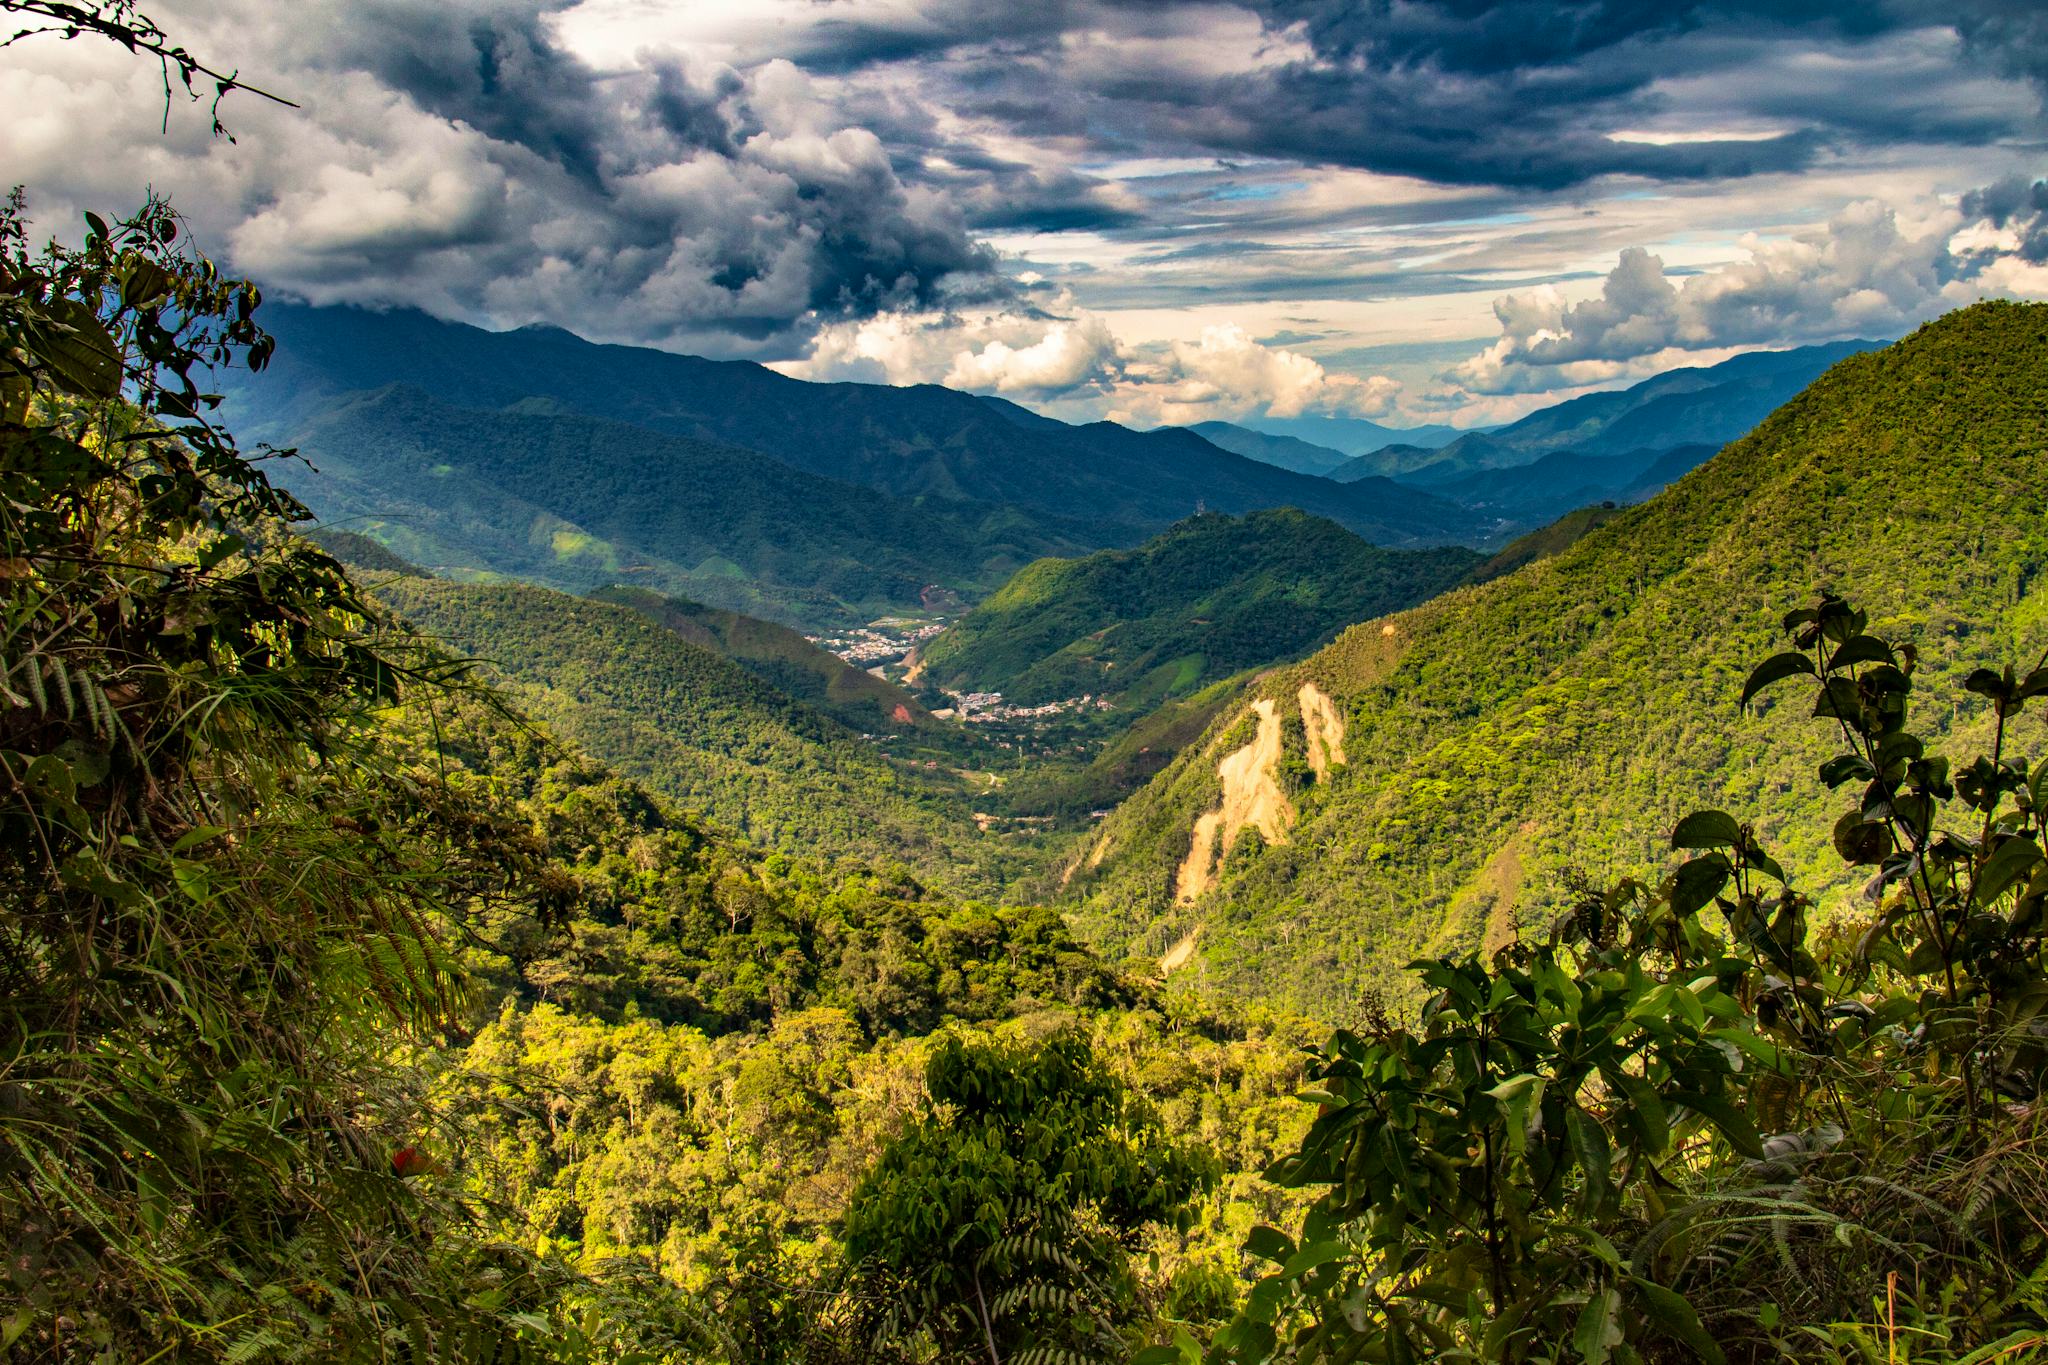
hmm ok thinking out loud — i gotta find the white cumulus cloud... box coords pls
[1448,186,2048,396]
[782,303,1405,426]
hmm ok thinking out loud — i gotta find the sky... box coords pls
[3,0,2046,429]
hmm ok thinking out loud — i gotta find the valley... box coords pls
[12,14,2048,1355]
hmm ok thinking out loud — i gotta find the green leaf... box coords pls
[1817,754,1874,789]
[1604,1069,1670,1155]
[1976,836,2042,907]
[1280,1239,1349,1278]
[1244,1225,1295,1265]
[171,824,231,854]
[119,256,175,310]
[51,738,110,788]
[1131,1348,1190,1365]
[1670,1089,1764,1160]
[1671,810,1742,850]
[1627,1277,1726,1365]
[24,297,122,398]
[1566,1108,1612,1212]
[1826,634,1894,669]
[1964,667,2011,702]
[171,858,215,906]
[1832,811,1890,866]
[1671,855,1731,915]
[1572,1287,1623,1364]
[1740,651,1814,708]
[1813,677,1864,725]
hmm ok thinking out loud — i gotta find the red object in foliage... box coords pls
[390,1145,431,1177]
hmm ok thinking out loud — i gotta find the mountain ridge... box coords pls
[1064,302,2048,1016]
[227,304,1487,551]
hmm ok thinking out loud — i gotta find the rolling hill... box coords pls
[1182,422,1355,476]
[225,304,1486,551]
[369,575,1027,894]
[1062,302,2048,1017]
[1408,443,1718,526]
[915,509,1483,708]
[1238,413,1470,455]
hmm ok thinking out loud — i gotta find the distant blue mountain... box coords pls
[1332,338,1884,485]
[1235,413,1472,455]
[1181,422,1355,476]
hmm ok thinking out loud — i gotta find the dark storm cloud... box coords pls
[768,0,2040,192]
[13,0,2041,396]
[1963,176,2048,263]
[328,0,613,179]
[185,0,1010,351]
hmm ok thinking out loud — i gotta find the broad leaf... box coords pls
[1740,651,1814,708]
[1671,810,1741,850]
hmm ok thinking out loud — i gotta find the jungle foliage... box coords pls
[1152,595,2048,1364]
[0,190,732,1361]
[369,573,1028,898]
[1073,302,2048,1018]
[0,191,1314,1360]
[920,509,1481,708]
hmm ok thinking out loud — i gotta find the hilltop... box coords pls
[589,585,933,733]
[1183,421,1355,476]
[1333,338,1880,483]
[1064,302,2048,1015]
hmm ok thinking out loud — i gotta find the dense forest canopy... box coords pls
[1072,302,2048,1017]
[6,5,2048,1363]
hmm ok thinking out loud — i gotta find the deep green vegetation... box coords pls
[256,382,1101,628]
[369,573,1025,897]
[1170,594,2048,1363]
[920,509,1482,707]
[0,192,660,1361]
[841,1032,1214,1362]
[1463,503,1629,583]
[13,16,2048,1363]
[0,187,1312,1360]
[590,585,932,734]
[1074,302,2048,1019]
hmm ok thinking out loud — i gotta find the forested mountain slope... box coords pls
[589,585,933,732]
[370,575,1025,894]
[376,688,1315,1361]
[918,509,1482,708]
[227,304,1486,549]
[1065,302,2048,1016]
[267,385,1100,628]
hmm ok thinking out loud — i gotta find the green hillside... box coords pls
[267,385,1102,628]
[917,509,1483,709]
[589,585,932,733]
[1460,502,1627,581]
[370,576,1025,894]
[1065,302,2048,1016]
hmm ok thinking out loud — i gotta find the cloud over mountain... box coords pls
[1448,183,2048,394]
[1,0,2043,420]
